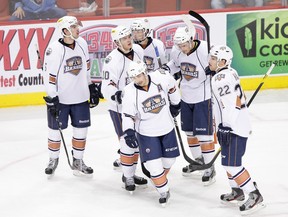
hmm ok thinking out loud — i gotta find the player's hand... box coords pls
[124,129,138,148]
[169,103,181,118]
[217,123,232,146]
[43,96,59,118]
[111,90,122,104]
[89,83,104,108]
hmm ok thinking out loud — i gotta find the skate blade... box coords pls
[240,202,266,216]
[203,177,216,186]
[135,184,148,189]
[113,165,122,171]
[73,170,93,178]
[46,173,55,179]
[220,200,245,207]
[182,170,203,177]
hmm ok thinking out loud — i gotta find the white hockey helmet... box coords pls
[57,16,82,35]
[128,60,147,78]
[173,26,195,45]
[209,45,233,66]
[130,18,150,42]
[111,25,131,42]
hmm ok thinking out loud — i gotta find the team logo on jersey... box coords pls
[64,56,83,76]
[142,95,166,114]
[214,74,225,81]
[105,56,112,64]
[157,84,163,92]
[180,62,199,81]
[144,56,155,71]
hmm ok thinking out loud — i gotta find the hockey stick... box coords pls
[36,44,73,170]
[189,63,275,171]
[247,63,275,107]
[188,10,210,53]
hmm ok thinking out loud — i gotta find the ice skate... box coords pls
[122,174,148,189]
[123,176,135,194]
[202,164,216,186]
[159,191,170,207]
[45,158,59,178]
[220,187,245,206]
[239,182,265,215]
[182,156,204,177]
[72,157,93,177]
[113,158,121,170]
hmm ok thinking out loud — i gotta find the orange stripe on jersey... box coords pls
[49,74,56,84]
[235,96,241,110]
[151,171,168,188]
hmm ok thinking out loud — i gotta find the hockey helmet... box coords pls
[173,26,195,45]
[128,60,147,78]
[209,45,233,66]
[130,18,150,42]
[111,25,131,42]
[57,16,82,34]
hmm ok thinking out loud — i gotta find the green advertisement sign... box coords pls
[227,10,288,76]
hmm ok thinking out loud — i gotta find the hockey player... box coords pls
[101,25,147,191]
[166,25,215,185]
[130,18,167,72]
[209,45,265,215]
[122,60,181,206]
[43,16,102,177]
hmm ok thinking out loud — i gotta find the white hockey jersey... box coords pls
[43,37,91,105]
[211,67,251,137]
[122,69,181,137]
[101,44,144,112]
[141,37,167,72]
[167,41,211,104]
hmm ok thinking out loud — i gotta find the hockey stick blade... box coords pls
[190,148,221,171]
[188,10,210,53]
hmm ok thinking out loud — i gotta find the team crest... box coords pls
[64,56,83,75]
[180,62,199,81]
[142,95,166,114]
[105,56,112,64]
[144,56,155,71]
[215,74,225,81]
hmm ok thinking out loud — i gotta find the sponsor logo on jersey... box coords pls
[79,119,90,123]
[165,146,178,152]
[142,95,166,114]
[144,56,155,71]
[180,62,199,81]
[64,56,83,76]
[215,74,225,81]
[46,47,52,56]
[195,127,206,131]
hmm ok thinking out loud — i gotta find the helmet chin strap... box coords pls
[62,28,78,41]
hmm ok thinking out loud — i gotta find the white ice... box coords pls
[1,89,288,217]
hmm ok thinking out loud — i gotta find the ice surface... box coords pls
[0,89,288,217]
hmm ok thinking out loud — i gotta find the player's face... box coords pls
[208,55,218,71]
[177,41,191,54]
[119,34,133,50]
[70,25,80,39]
[132,30,145,42]
[131,73,148,87]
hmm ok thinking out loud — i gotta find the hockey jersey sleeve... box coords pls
[101,54,120,103]
[43,42,62,98]
[167,72,181,105]
[122,85,137,131]
[166,46,181,75]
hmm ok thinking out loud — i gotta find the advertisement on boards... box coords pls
[227,10,288,76]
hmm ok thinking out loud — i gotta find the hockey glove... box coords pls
[124,129,139,148]
[161,64,170,73]
[43,96,60,118]
[173,71,181,80]
[204,66,216,76]
[111,90,122,104]
[217,123,232,146]
[169,102,181,118]
[89,83,104,108]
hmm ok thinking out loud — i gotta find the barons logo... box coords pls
[153,19,207,51]
[180,62,198,81]
[64,56,82,75]
[142,95,166,114]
